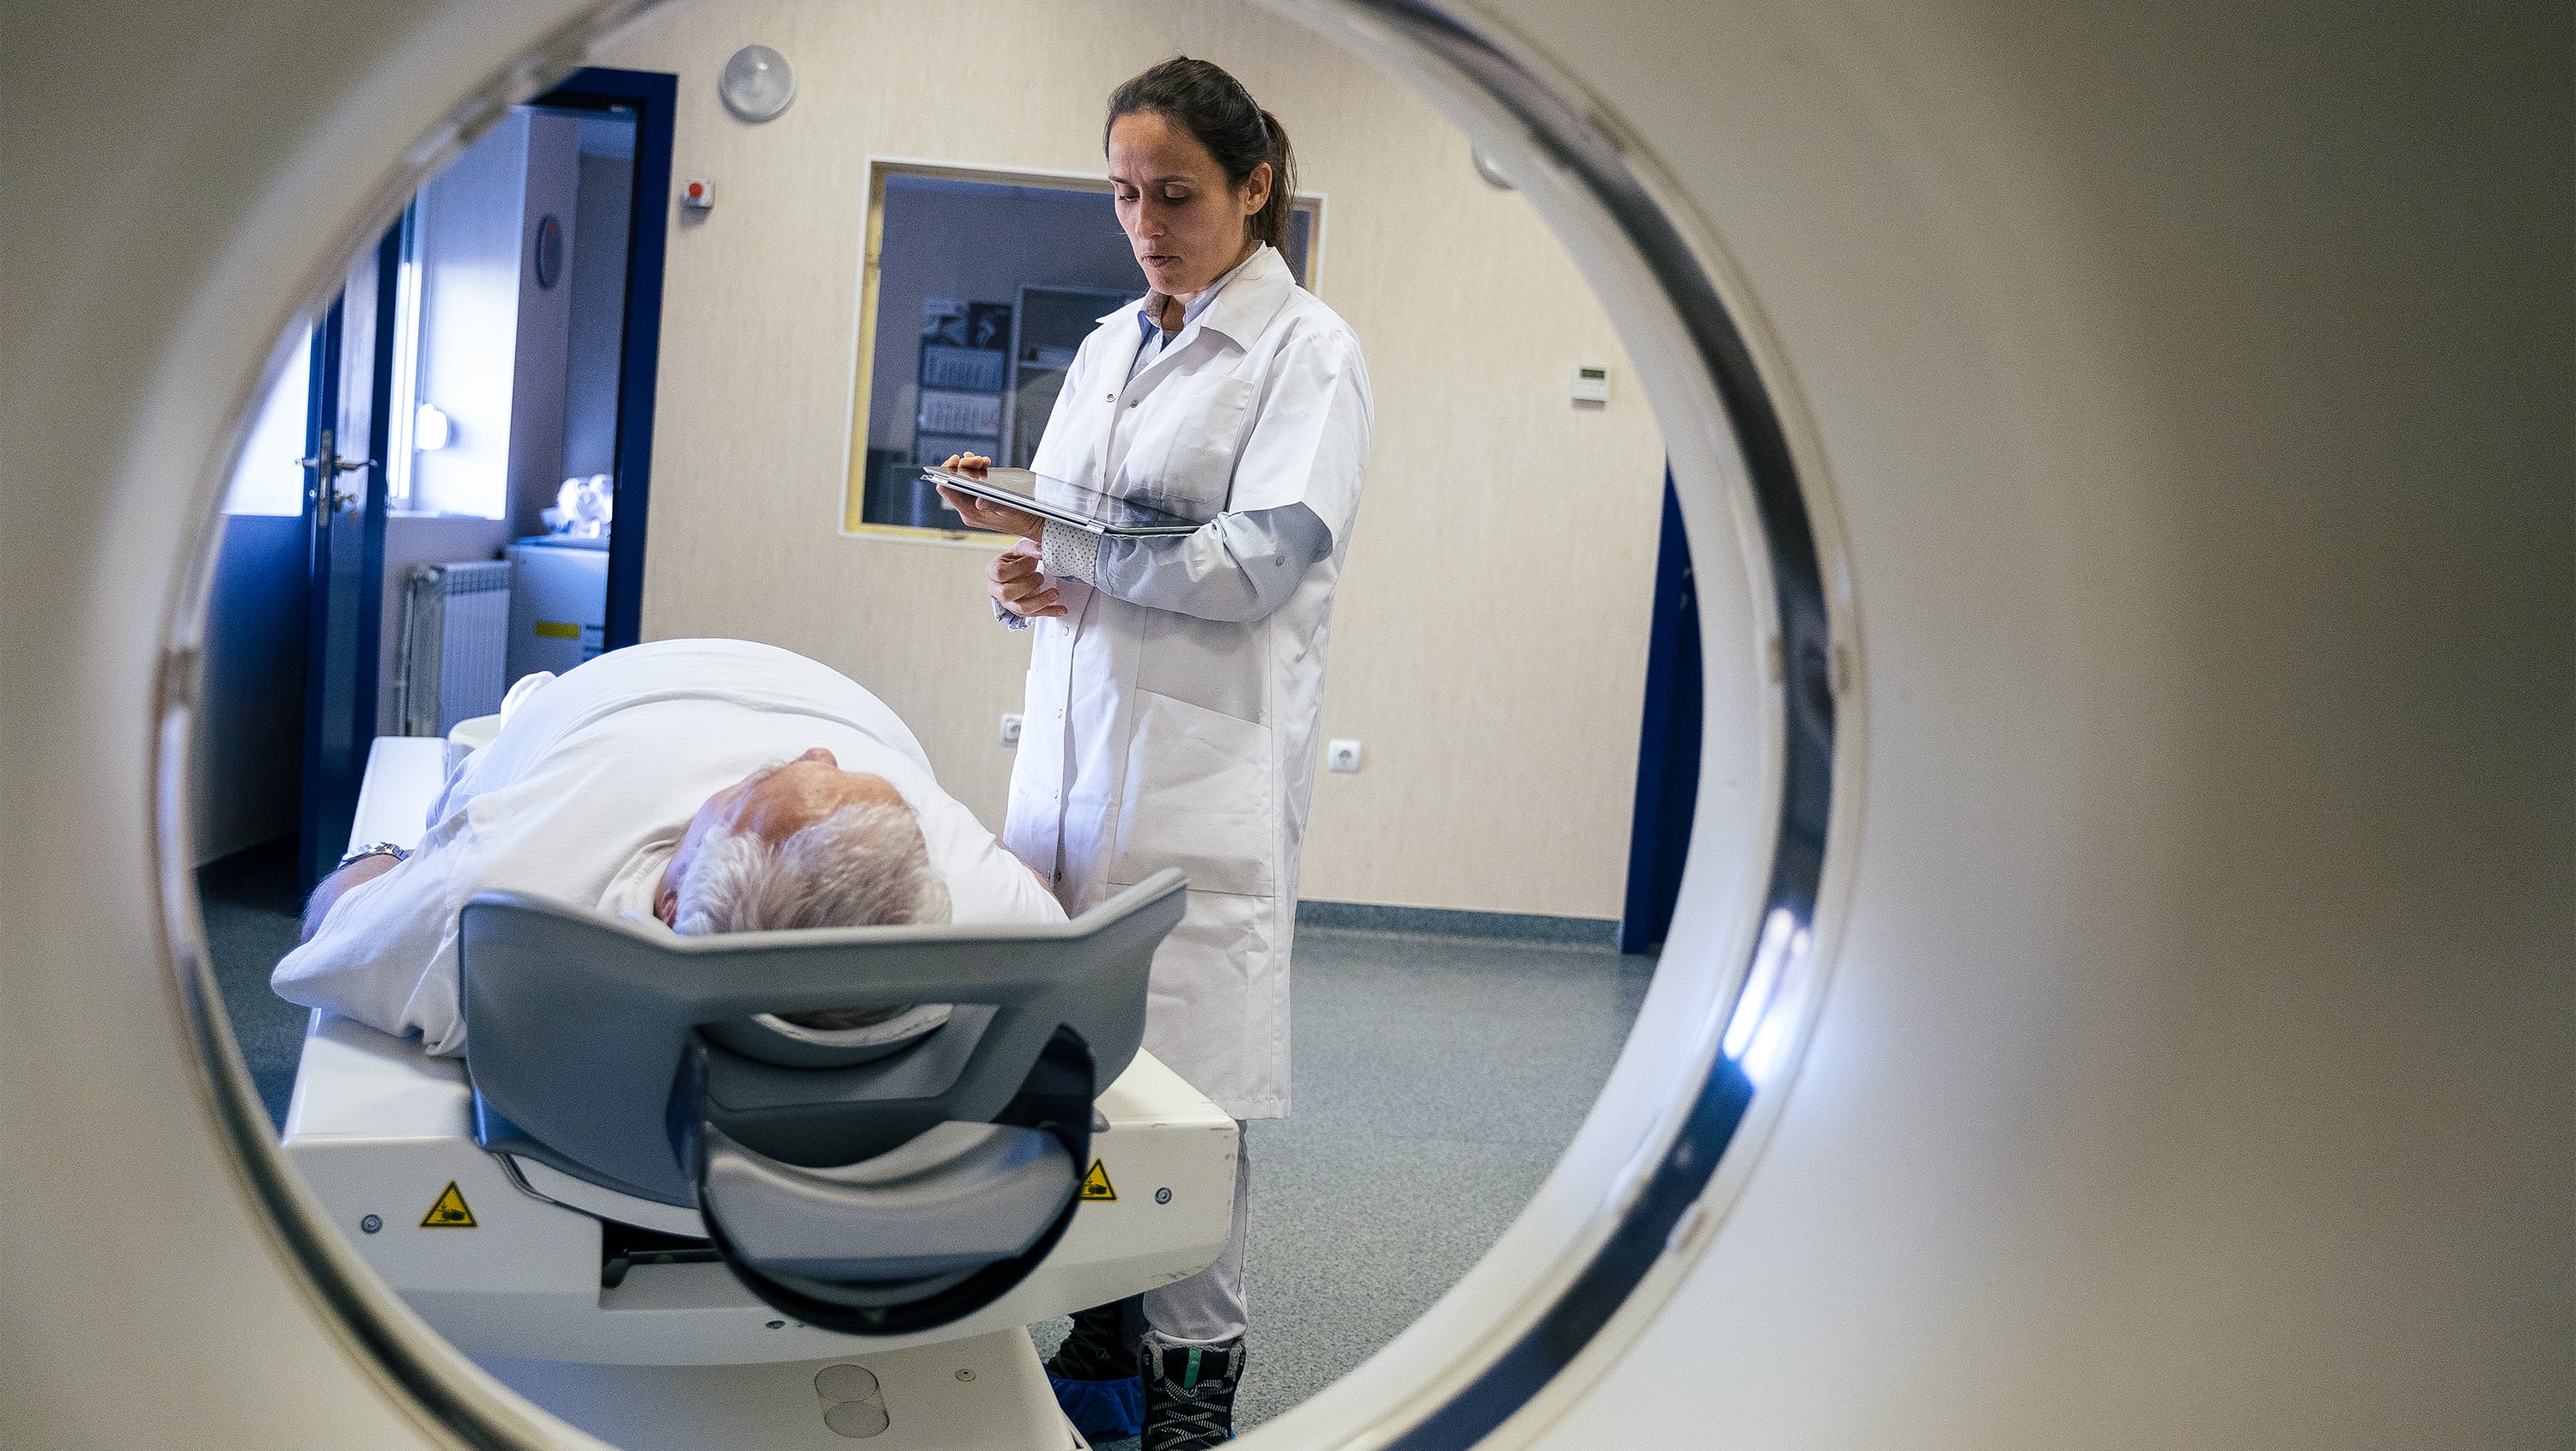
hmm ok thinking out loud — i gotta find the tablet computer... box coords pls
[920,464,1212,537]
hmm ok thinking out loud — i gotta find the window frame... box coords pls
[840,155,1326,545]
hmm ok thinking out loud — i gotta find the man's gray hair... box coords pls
[671,794,952,938]
[667,768,953,1031]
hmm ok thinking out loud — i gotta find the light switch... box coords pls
[1571,365,1611,404]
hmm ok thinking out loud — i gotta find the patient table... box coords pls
[283,737,1238,1448]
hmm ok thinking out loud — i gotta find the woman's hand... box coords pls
[987,538,1067,620]
[934,453,1047,541]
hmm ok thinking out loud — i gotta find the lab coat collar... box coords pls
[1110,246,1293,404]
[1098,244,1293,354]
[1193,244,1293,349]
[1096,299,1148,393]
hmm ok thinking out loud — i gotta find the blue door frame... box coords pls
[1619,472,1701,954]
[295,224,399,887]
[291,70,672,884]
[530,66,677,652]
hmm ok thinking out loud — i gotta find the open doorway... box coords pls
[386,76,671,744]
[191,68,676,1125]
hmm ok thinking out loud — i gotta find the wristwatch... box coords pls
[334,841,410,872]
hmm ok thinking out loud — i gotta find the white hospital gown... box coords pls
[271,638,1062,1053]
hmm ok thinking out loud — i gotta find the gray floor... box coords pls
[197,847,1655,1440]
[198,838,317,1132]
[1033,924,1654,1441]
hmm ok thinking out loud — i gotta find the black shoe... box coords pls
[1141,1332,1244,1450]
[1046,1297,1140,1381]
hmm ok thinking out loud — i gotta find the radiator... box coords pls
[394,560,510,736]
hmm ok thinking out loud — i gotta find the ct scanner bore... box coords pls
[4,1,2564,1449]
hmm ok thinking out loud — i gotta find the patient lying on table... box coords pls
[273,637,1064,1053]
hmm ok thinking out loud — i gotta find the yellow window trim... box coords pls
[843,520,1020,551]
[841,156,1324,538]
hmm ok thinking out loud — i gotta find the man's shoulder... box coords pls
[530,640,896,738]
[569,637,848,692]
[907,791,1065,926]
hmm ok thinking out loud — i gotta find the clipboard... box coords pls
[920,464,1211,538]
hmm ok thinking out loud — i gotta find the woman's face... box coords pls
[1108,109,1270,300]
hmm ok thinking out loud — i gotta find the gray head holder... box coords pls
[458,870,1186,1334]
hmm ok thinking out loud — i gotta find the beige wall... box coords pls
[598,0,1667,920]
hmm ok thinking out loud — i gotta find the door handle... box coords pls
[297,428,373,513]
[295,450,368,478]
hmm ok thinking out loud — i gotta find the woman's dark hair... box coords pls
[1105,57,1297,254]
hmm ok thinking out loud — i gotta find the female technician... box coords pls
[936,56,1371,1451]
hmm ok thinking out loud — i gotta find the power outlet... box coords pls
[1326,738,1363,773]
[999,713,1023,748]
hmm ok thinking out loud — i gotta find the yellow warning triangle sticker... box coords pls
[1079,1159,1116,1201]
[421,1181,478,1228]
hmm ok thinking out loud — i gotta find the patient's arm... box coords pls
[274,842,470,1055]
[300,853,403,943]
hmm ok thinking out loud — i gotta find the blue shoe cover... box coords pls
[1050,1372,1144,1442]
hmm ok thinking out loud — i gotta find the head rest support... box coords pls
[458,871,1183,1208]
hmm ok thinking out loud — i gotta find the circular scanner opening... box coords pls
[159,1,1843,1447]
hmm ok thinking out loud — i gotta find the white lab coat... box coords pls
[1005,245,1373,1120]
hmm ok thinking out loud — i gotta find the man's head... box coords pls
[653,748,951,938]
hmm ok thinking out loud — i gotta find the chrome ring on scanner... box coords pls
[284,738,1237,1370]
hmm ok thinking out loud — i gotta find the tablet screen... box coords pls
[920,465,1212,536]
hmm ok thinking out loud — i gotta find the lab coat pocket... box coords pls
[1131,372,1256,517]
[1104,690,1274,897]
[1135,610,1266,724]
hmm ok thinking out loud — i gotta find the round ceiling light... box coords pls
[719,44,795,123]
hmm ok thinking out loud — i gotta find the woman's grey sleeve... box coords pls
[1042,504,1334,624]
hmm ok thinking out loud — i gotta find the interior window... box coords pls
[847,166,1317,536]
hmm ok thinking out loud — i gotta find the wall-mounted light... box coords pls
[720,45,795,123]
